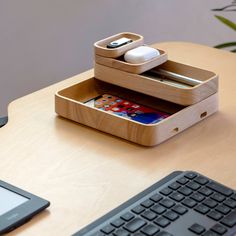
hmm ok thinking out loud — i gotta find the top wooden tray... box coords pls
[94,32,144,58]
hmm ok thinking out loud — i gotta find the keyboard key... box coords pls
[215,204,231,215]
[151,204,166,214]
[207,210,223,221]
[190,192,205,202]
[182,198,197,208]
[223,198,236,208]
[160,187,172,196]
[156,231,173,236]
[141,199,154,208]
[231,193,236,201]
[194,204,210,214]
[188,223,205,234]
[178,186,192,196]
[211,223,227,235]
[169,192,185,202]
[220,210,236,227]
[163,210,179,221]
[141,210,157,221]
[124,218,147,233]
[186,181,201,190]
[198,187,213,196]
[177,177,189,185]
[202,231,219,236]
[113,229,130,236]
[111,218,125,227]
[168,182,181,190]
[133,233,145,236]
[203,198,218,208]
[172,205,188,215]
[132,205,145,214]
[150,193,163,203]
[121,212,135,221]
[154,217,170,228]
[194,176,209,185]
[141,224,160,236]
[101,224,115,234]
[184,172,197,179]
[211,193,225,202]
[160,199,175,208]
[207,182,233,197]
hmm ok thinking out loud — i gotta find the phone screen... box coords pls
[84,94,170,124]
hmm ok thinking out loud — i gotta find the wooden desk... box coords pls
[0,42,236,236]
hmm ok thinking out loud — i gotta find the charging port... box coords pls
[172,127,179,132]
[200,112,207,118]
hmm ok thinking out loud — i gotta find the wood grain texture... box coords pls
[55,78,218,146]
[0,43,236,236]
[95,49,168,74]
[94,32,144,58]
[95,60,218,105]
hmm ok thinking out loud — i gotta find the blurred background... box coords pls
[0,0,235,117]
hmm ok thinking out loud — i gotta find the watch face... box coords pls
[85,94,169,124]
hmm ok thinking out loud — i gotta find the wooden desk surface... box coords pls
[0,42,236,236]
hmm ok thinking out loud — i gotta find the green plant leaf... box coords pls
[215,15,236,31]
[214,42,236,48]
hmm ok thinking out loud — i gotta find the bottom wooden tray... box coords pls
[55,77,218,146]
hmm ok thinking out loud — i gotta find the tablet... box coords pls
[0,180,50,234]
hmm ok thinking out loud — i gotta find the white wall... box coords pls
[0,0,235,116]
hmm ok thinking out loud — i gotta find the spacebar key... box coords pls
[124,218,147,233]
[221,210,236,227]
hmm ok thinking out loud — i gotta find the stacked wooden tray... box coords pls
[55,32,219,146]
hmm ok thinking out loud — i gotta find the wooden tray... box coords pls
[94,60,218,105]
[95,48,168,74]
[94,32,144,58]
[55,77,218,146]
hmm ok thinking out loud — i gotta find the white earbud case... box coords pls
[124,46,160,64]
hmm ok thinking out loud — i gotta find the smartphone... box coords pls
[84,94,170,124]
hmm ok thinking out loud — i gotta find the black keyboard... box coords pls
[73,171,236,236]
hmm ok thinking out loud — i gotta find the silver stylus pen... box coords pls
[150,69,203,86]
[143,72,191,89]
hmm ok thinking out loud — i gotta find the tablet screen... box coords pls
[0,186,29,216]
